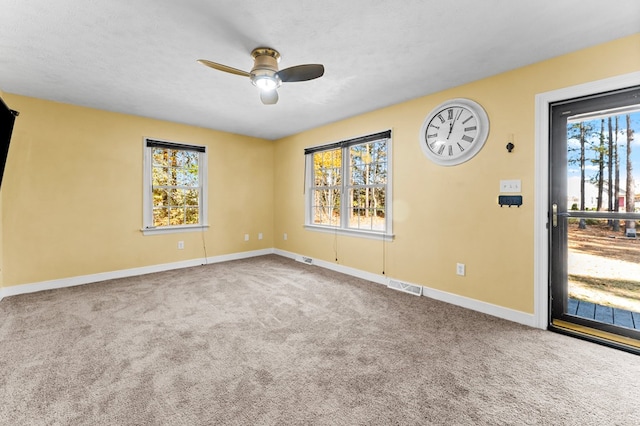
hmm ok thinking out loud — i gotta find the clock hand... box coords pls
[447,122,454,139]
[447,108,463,140]
[454,108,463,123]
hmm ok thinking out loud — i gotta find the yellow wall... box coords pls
[274,34,640,314]
[1,96,274,286]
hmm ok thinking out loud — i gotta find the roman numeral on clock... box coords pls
[437,145,445,155]
[461,135,474,143]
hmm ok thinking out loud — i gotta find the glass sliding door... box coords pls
[549,86,640,353]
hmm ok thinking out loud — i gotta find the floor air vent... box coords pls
[387,280,423,296]
[296,256,314,265]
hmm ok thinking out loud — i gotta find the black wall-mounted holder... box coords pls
[506,142,514,152]
[498,195,522,207]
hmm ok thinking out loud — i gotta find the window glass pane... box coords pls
[331,207,341,226]
[332,167,342,186]
[374,161,387,184]
[185,207,199,224]
[349,189,361,229]
[351,157,365,185]
[350,141,388,186]
[185,189,199,206]
[348,187,386,230]
[349,208,372,230]
[312,189,340,226]
[153,188,168,207]
[332,188,341,213]
[312,188,328,208]
[312,206,324,225]
[152,166,168,186]
[313,152,325,186]
[177,168,198,187]
[169,207,185,225]
[374,140,386,161]
[313,149,341,187]
[313,205,331,226]
[313,167,324,186]
[168,188,184,206]
[374,187,386,212]
[165,168,179,186]
[176,150,198,167]
[153,207,169,227]
[167,150,180,167]
[331,149,341,170]
[351,187,365,208]
[152,148,168,166]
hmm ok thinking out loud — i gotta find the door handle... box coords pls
[552,203,558,227]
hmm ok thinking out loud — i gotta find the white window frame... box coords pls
[304,130,393,241]
[142,138,208,236]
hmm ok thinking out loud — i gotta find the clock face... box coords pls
[419,98,489,166]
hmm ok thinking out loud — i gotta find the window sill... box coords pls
[304,224,394,241]
[141,224,210,236]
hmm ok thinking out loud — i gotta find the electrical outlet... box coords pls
[456,263,466,276]
[500,179,521,193]
[283,233,288,240]
[244,234,249,241]
[177,241,184,250]
[258,233,263,240]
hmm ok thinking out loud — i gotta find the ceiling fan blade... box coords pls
[197,59,251,77]
[260,90,279,105]
[277,64,325,82]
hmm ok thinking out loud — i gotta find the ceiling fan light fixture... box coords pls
[253,75,280,91]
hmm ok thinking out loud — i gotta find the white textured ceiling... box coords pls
[1,0,639,140]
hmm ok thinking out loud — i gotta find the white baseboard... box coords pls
[420,286,536,327]
[274,249,537,328]
[275,249,388,286]
[0,248,274,299]
[1,247,536,329]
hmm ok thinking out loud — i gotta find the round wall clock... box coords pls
[419,98,489,166]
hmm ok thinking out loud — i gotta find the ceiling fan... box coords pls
[197,47,324,105]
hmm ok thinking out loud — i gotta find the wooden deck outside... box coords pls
[568,298,640,330]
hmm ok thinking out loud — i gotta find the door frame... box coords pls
[534,71,640,330]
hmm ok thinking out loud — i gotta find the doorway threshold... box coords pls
[551,318,640,355]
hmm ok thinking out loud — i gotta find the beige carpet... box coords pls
[1,255,638,425]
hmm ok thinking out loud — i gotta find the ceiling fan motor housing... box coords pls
[250,48,281,89]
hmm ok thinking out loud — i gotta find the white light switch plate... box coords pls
[500,179,521,193]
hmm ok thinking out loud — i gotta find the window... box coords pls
[142,138,207,235]
[305,130,392,239]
